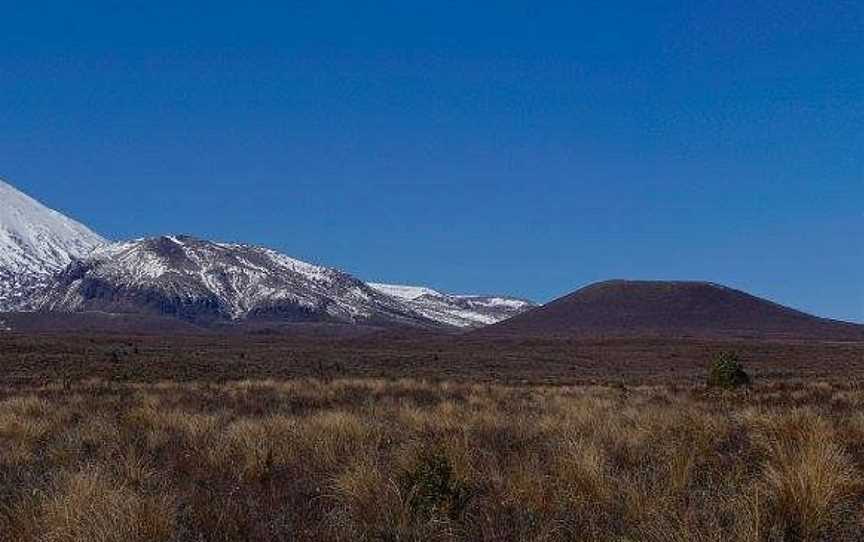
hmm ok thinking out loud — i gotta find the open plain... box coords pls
[0,332,862,541]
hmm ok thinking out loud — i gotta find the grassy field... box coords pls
[0,334,862,541]
[1,373,862,541]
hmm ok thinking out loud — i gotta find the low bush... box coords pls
[399,448,472,521]
[707,351,751,389]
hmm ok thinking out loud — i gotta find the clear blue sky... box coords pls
[2,1,862,322]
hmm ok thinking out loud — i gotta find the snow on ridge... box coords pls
[368,283,442,301]
[368,282,535,328]
[87,236,338,287]
[37,234,428,325]
[456,296,533,309]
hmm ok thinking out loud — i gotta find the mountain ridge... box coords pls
[35,235,439,327]
[0,180,531,329]
[2,179,860,338]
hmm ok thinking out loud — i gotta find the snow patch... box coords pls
[368,282,535,328]
[367,283,441,301]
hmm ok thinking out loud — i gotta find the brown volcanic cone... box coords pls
[479,280,864,340]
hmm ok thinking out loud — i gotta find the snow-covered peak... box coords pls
[0,179,106,310]
[0,179,106,273]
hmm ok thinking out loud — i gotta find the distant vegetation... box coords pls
[1,377,861,541]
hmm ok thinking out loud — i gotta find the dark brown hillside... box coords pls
[479,280,864,340]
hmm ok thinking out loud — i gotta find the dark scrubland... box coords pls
[0,332,862,541]
[0,332,861,385]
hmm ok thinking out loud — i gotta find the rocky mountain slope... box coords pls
[0,180,105,310]
[35,235,440,327]
[480,280,864,340]
[368,283,534,328]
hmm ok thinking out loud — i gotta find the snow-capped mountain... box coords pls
[1,179,533,330]
[0,180,105,310]
[36,235,439,327]
[368,282,535,328]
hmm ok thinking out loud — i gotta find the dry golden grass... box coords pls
[0,378,861,541]
[759,412,860,539]
[6,465,176,542]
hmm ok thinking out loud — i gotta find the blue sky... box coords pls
[2,1,862,322]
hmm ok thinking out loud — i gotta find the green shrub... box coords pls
[707,351,751,389]
[399,449,471,521]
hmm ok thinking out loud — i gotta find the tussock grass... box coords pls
[7,466,176,542]
[759,411,861,540]
[0,379,861,541]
